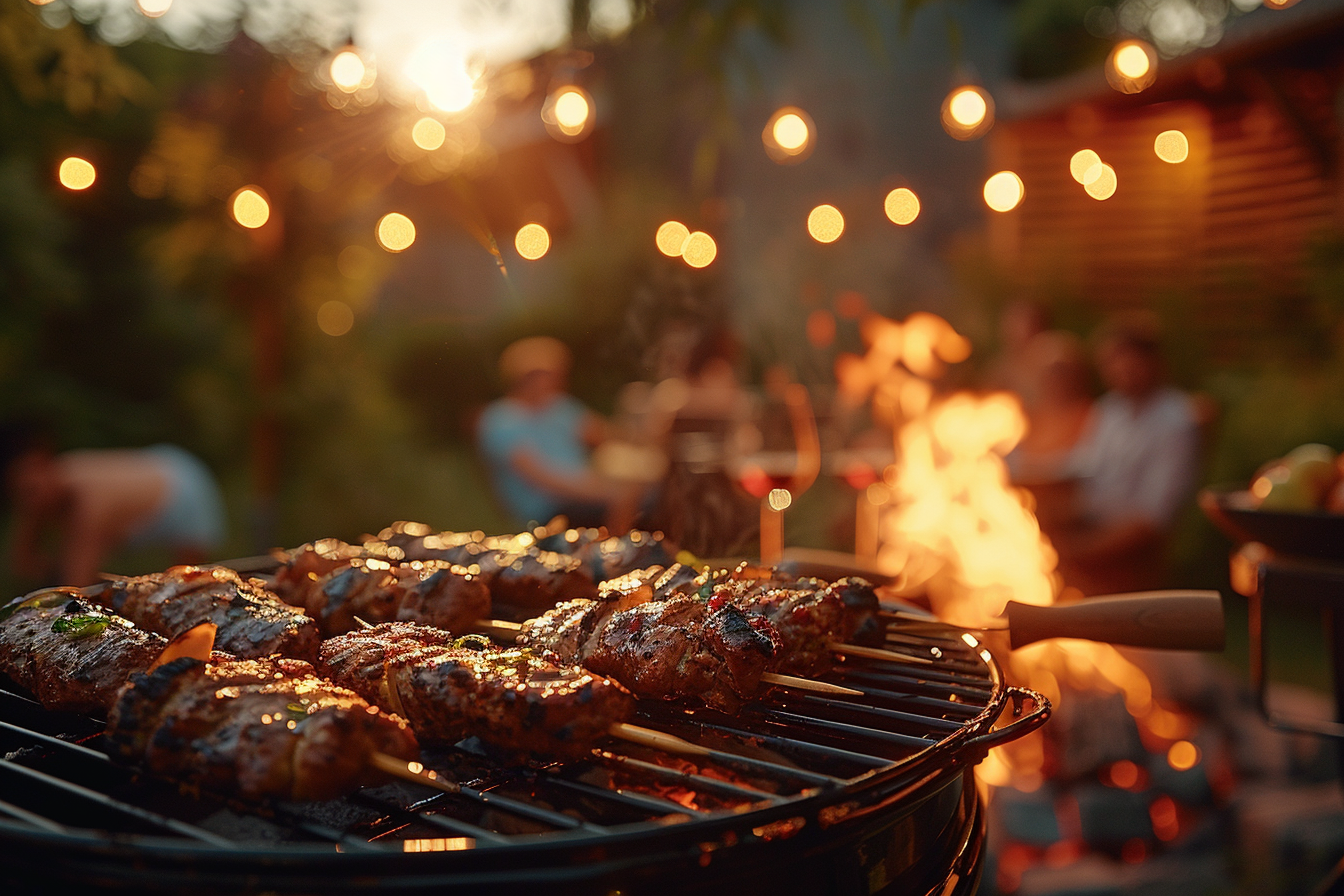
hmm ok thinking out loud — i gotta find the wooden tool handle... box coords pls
[1005,590,1225,651]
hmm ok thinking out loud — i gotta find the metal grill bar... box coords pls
[542,774,707,818]
[353,793,512,844]
[788,694,966,732]
[0,797,67,833]
[652,717,894,771]
[761,709,938,749]
[596,751,788,804]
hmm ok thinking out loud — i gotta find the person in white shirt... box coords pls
[1052,313,1201,595]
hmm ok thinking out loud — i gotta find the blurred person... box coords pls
[1008,330,1095,484]
[984,299,1051,402]
[1051,312,1201,595]
[477,337,639,530]
[1,425,226,587]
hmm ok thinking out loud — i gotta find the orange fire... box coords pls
[839,312,1196,800]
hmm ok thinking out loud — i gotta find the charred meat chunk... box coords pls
[107,655,418,802]
[92,566,320,662]
[319,623,632,759]
[0,589,167,714]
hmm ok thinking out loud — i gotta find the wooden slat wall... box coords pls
[989,63,1341,360]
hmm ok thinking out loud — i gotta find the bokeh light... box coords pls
[655,220,690,257]
[983,171,1024,212]
[330,50,366,93]
[376,212,416,252]
[411,117,446,151]
[940,85,995,140]
[407,39,477,113]
[768,488,793,511]
[1069,149,1103,184]
[514,223,551,260]
[544,86,594,141]
[1154,129,1189,163]
[1167,740,1201,771]
[317,301,354,337]
[1263,0,1301,7]
[807,204,845,243]
[681,231,717,268]
[229,186,270,228]
[762,106,815,163]
[136,0,171,16]
[1085,164,1117,200]
[883,187,920,225]
[1107,40,1157,94]
[57,156,96,191]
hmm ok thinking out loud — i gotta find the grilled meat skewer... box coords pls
[90,565,320,662]
[0,588,167,714]
[519,593,778,713]
[107,655,419,802]
[272,543,490,637]
[318,622,633,759]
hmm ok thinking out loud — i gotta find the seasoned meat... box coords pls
[0,589,167,714]
[520,595,776,713]
[92,566,320,662]
[368,522,598,620]
[536,527,675,581]
[107,655,418,802]
[319,623,632,759]
[272,552,490,637]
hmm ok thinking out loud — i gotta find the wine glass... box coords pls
[730,383,821,565]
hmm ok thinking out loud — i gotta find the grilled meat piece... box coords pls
[370,522,598,621]
[520,595,776,713]
[107,655,418,801]
[0,589,167,714]
[92,566,320,661]
[319,623,632,759]
[535,527,675,581]
[272,550,491,637]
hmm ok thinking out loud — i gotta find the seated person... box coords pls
[1051,313,1200,595]
[477,337,635,529]
[1009,330,1095,483]
[2,426,226,587]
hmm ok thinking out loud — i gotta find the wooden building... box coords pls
[989,5,1344,360]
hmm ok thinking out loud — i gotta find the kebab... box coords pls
[270,541,490,637]
[0,588,422,802]
[317,622,635,759]
[89,565,321,662]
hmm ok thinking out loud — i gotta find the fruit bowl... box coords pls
[1199,487,1344,562]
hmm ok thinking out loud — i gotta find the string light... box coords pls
[884,188,920,225]
[1085,164,1117,200]
[655,221,690,257]
[543,86,594,141]
[983,171,1024,212]
[514,223,551,260]
[229,187,270,228]
[1107,40,1157,94]
[762,106,815,163]
[1154,130,1189,163]
[1069,150,1103,184]
[411,117,446,151]
[58,157,96,191]
[807,204,845,243]
[940,86,995,140]
[376,212,416,252]
[681,231,717,268]
[330,50,366,93]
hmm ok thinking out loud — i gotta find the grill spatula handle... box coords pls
[1004,590,1224,651]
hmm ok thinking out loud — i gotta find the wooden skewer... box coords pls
[607,722,711,757]
[830,642,934,666]
[369,752,461,795]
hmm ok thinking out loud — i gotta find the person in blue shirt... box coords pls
[477,337,630,528]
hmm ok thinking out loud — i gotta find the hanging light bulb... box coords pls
[542,86,595,142]
[1106,40,1157,94]
[762,106,815,164]
[940,85,995,140]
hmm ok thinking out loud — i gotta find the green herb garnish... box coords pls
[0,589,82,623]
[50,614,110,639]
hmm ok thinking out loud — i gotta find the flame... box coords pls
[836,311,1192,797]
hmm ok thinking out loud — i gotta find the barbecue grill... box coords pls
[0,604,1047,895]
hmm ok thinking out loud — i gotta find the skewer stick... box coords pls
[369,753,460,795]
[760,672,863,696]
[608,722,711,757]
[830,642,934,666]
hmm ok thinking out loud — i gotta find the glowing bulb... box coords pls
[772,113,809,151]
[57,157,96,191]
[941,86,995,140]
[762,107,815,163]
[554,89,590,132]
[515,223,551,260]
[330,50,366,93]
[983,171,1024,212]
[656,221,690,257]
[136,0,171,16]
[317,301,354,336]
[411,117,446,151]
[230,187,270,228]
[884,188,920,226]
[1070,149,1102,184]
[768,488,793,511]
[807,204,845,243]
[376,212,416,252]
[681,231,717,268]
[1084,164,1117,200]
[1115,45,1150,79]
[948,89,987,127]
[1108,41,1157,94]
[1154,130,1189,163]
